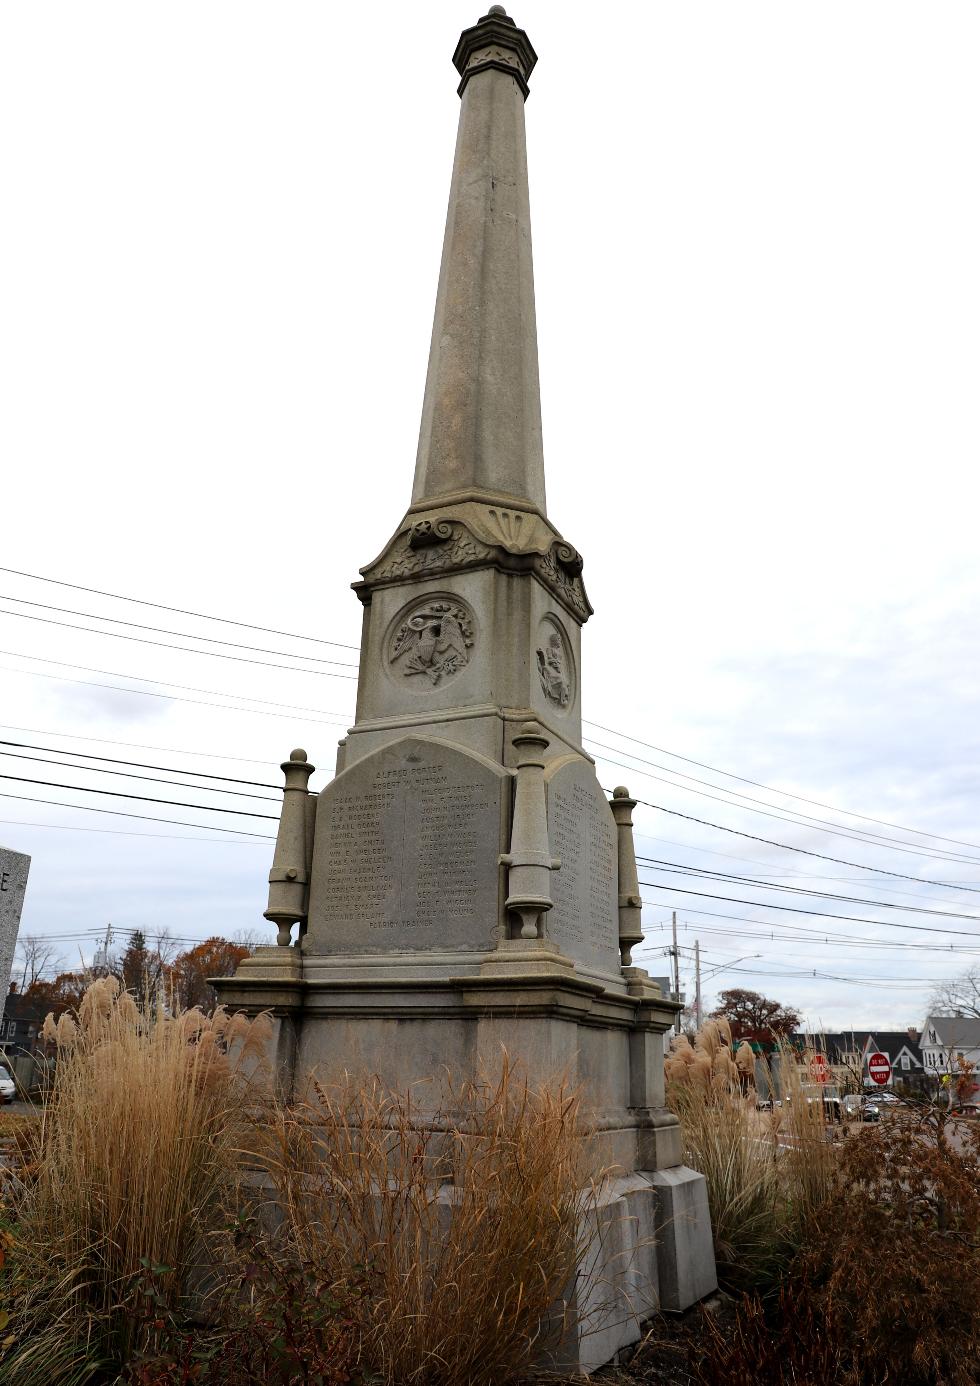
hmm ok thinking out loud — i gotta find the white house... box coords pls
[920,1015,980,1077]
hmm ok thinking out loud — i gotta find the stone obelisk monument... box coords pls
[216,8,715,1368]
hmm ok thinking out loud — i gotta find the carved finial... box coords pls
[453,8,537,99]
[513,720,549,755]
[290,748,308,762]
[613,785,630,799]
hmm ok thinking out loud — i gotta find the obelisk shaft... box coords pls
[412,10,545,514]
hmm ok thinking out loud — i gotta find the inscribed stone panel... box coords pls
[545,759,620,976]
[306,737,507,953]
[0,846,31,1003]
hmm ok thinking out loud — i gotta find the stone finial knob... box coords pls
[290,748,308,762]
[613,785,630,799]
[488,4,508,14]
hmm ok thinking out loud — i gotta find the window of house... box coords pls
[899,1054,909,1069]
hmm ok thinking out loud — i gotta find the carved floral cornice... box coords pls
[355,504,592,624]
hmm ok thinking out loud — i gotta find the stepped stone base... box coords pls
[215,948,717,1375]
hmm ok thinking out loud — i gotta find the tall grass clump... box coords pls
[1,979,270,1385]
[767,1042,835,1247]
[259,1059,597,1386]
[666,1022,781,1288]
[666,1025,837,1291]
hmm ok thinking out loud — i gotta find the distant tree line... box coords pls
[12,930,256,1017]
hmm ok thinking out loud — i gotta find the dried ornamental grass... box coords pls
[254,1059,601,1386]
[667,1071,781,1289]
[666,1029,837,1290]
[1,979,271,1385]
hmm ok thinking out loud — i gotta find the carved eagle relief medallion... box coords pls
[389,599,475,687]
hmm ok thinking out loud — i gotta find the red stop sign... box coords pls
[868,1052,891,1086]
[810,1053,829,1083]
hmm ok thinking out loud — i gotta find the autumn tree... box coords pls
[165,936,251,1013]
[710,987,800,1046]
[930,964,980,1020]
[111,930,177,997]
[13,935,64,991]
[23,970,89,1019]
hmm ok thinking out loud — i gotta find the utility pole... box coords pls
[671,911,681,1033]
[695,938,702,1032]
[92,922,114,976]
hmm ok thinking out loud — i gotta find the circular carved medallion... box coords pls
[535,615,574,712]
[388,597,475,688]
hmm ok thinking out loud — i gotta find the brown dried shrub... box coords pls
[690,1274,845,1386]
[692,1104,980,1386]
[802,1105,980,1385]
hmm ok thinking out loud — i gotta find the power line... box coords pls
[0,749,281,802]
[3,648,351,715]
[637,876,980,938]
[639,899,980,950]
[0,772,279,820]
[14,926,264,947]
[0,722,279,768]
[638,855,980,918]
[585,717,980,855]
[0,740,280,790]
[594,749,980,867]
[631,827,980,909]
[0,564,360,650]
[630,791,980,876]
[633,945,939,991]
[1,655,352,725]
[0,789,275,838]
[654,920,980,953]
[0,605,359,679]
[0,816,268,845]
[0,591,360,669]
[4,567,971,867]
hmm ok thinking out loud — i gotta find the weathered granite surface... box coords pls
[213,7,717,1372]
[306,737,508,954]
[545,756,621,980]
[0,845,30,1004]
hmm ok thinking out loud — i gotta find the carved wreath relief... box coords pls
[389,600,474,687]
[537,628,571,707]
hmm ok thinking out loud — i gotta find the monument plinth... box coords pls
[215,8,715,1370]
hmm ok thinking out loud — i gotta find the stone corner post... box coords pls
[501,721,558,939]
[263,748,315,946]
[609,785,644,968]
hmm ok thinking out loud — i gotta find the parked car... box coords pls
[952,1103,979,1119]
[0,1063,16,1104]
[862,1102,881,1123]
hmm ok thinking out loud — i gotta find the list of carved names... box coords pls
[322,760,495,942]
[548,777,619,968]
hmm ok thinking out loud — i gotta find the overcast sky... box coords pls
[2,1,979,1031]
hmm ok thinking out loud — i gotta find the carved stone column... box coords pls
[501,721,556,939]
[610,785,644,967]
[264,748,315,946]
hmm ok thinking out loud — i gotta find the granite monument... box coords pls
[215,8,715,1370]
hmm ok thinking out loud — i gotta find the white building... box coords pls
[920,1016,980,1076]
